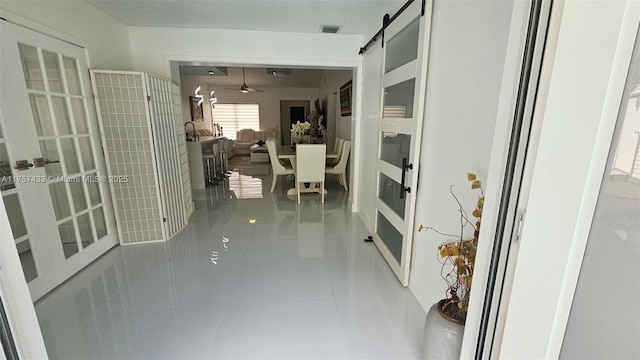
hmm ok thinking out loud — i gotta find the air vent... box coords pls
[267,68,292,76]
[321,25,341,34]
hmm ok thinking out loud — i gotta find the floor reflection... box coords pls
[34,155,426,359]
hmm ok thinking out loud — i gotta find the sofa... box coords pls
[236,129,264,155]
[223,138,236,159]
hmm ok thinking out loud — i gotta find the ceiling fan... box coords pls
[225,68,264,93]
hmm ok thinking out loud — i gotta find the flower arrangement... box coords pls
[418,172,484,324]
[291,121,311,137]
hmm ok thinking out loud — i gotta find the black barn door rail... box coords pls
[358,0,425,55]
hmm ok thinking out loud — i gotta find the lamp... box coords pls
[209,89,217,107]
[194,85,204,106]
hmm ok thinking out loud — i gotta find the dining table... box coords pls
[277,145,338,197]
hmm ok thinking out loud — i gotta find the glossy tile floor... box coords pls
[34,156,427,359]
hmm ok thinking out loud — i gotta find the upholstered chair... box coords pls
[295,144,326,204]
[266,139,294,192]
[327,138,345,166]
[325,140,351,191]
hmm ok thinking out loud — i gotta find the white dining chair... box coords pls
[266,139,294,192]
[295,144,326,204]
[325,140,351,191]
[333,137,343,154]
[327,138,345,166]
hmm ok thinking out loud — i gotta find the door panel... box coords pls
[371,0,432,285]
[383,78,416,119]
[0,20,118,300]
[560,24,640,360]
[378,173,406,218]
[0,189,48,359]
[385,19,420,73]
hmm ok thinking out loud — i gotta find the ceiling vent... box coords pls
[321,25,341,34]
[178,65,228,76]
[267,68,292,76]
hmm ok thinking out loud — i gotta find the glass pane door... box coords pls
[18,43,109,258]
[0,20,118,300]
[372,1,431,285]
[560,26,640,359]
[0,123,43,286]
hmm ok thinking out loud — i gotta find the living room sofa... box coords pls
[223,138,236,159]
[236,129,265,155]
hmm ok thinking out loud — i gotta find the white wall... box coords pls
[357,43,384,229]
[319,70,354,142]
[499,1,639,358]
[179,75,318,134]
[127,27,363,80]
[0,1,132,70]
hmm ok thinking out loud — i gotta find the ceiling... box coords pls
[84,0,402,87]
[84,0,404,35]
[181,66,330,88]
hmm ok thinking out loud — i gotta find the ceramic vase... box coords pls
[422,299,465,359]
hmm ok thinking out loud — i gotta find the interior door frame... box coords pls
[279,100,310,146]
[455,0,554,357]
[468,1,640,358]
[326,93,337,152]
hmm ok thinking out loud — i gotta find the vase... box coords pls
[422,299,465,359]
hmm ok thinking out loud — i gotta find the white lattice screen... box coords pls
[172,83,193,220]
[146,74,188,237]
[90,70,191,245]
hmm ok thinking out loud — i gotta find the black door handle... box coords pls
[14,160,34,171]
[400,157,413,199]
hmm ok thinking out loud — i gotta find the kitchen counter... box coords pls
[186,137,227,189]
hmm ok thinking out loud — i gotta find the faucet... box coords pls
[185,121,197,142]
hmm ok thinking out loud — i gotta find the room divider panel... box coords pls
[90,70,192,244]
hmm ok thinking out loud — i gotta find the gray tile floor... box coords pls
[34,156,427,359]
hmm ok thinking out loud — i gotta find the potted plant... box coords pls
[418,172,484,358]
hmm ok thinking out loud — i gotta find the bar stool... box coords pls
[203,142,221,185]
[219,141,228,175]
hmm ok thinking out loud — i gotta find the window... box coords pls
[212,104,260,140]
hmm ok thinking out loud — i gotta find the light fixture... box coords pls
[208,70,218,108]
[210,90,217,106]
[267,68,292,76]
[194,85,204,106]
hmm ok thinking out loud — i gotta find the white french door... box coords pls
[372,0,432,285]
[0,20,118,301]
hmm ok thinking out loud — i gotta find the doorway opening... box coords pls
[280,100,310,146]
